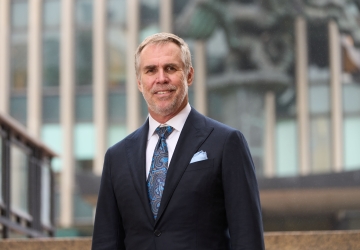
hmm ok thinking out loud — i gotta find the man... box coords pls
[92,33,264,250]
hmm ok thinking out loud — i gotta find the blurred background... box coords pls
[1,0,360,238]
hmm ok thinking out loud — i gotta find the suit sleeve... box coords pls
[222,130,265,250]
[92,149,126,250]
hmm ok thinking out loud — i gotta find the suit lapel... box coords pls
[125,120,155,224]
[155,109,213,226]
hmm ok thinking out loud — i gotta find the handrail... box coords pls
[0,112,57,157]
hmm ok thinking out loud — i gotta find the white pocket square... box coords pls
[190,150,208,163]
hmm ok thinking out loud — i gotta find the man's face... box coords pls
[137,42,193,122]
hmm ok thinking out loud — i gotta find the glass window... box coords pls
[106,0,127,88]
[76,93,93,122]
[42,95,60,123]
[41,124,62,172]
[107,29,127,87]
[76,159,93,172]
[108,92,126,123]
[43,0,60,88]
[43,0,60,27]
[11,1,29,91]
[76,0,93,25]
[173,0,190,17]
[74,123,95,160]
[107,0,126,25]
[10,95,27,126]
[10,143,29,215]
[309,85,330,114]
[43,32,60,87]
[276,119,298,176]
[208,91,223,122]
[139,0,160,42]
[343,84,360,113]
[11,33,28,90]
[310,117,331,173]
[308,85,331,174]
[107,0,127,88]
[107,125,127,147]
[206,29,228,76]
[307,21,331,174]
[73,192,93,224]
[73,159,93,225]
[209,88,265,175]
[308,21,329,69]
[41,161,51,226]
[76,0,93,86]
[344,117,360,170]
[11,1,28,29]
[343,83,360,171]
[75,30,93,86]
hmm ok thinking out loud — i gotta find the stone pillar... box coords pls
[264,91,276,177]
[126,0,140,133]
[0,0,11,114]
[295,17,310,175]
[160,0,172,32]
[194,40,207,115]
[60,0,75,228]
[27,0,43,138]
[329,20,343,172]
[93,0,107,175]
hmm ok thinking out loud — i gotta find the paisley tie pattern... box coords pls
[147,126,174,219]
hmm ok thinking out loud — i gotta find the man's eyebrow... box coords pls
[142,65,156,70]
[164,63,180,68]
[142,63,180,70]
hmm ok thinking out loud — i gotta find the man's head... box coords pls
[135,33,192,78]
[135,33,194,123]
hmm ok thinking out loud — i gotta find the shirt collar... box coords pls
[148,103,191,140]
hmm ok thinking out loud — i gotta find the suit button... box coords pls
[154,229,161,237]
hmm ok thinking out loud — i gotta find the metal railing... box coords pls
[0,113,56,238]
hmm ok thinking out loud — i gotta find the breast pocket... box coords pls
[185,159,213,172]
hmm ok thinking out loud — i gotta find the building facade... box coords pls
[1,0,360,236]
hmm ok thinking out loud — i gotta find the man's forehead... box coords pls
[139,43,182,66]
[141,42,180,55]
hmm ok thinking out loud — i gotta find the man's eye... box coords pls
[166,66,176,72]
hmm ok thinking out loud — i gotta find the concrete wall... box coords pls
[0,230,359,249]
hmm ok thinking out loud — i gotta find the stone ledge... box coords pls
[265,230,360,250]
[0,237,92,250]
[0,230,359,249]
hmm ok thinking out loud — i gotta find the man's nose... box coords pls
[156,69,168,84]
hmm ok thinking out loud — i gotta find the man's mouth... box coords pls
[154,90,174,94]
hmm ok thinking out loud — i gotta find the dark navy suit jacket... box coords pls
[92,108,265,250]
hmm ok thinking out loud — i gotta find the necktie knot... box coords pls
[155,126,173,140]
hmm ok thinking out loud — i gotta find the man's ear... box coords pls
[187,67,194,86]
[137,78,143,92]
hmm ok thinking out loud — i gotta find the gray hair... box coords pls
[135,33,192,78]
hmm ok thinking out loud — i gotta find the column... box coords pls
[93,0,107,175]
[60,0,75,228]
[126,0,140,133]
[264,91,276,177]
[27,0,42,138]
[329,20,343,172]
[0,0,11,114]
[160,0,172,32]
[295,17,310,175]
[194,40,207,115]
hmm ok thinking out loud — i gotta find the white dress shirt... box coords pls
[146,103,191,179]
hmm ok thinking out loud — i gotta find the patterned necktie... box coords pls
[147,126,174,219]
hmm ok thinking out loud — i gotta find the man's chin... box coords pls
[150,104,177,117]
